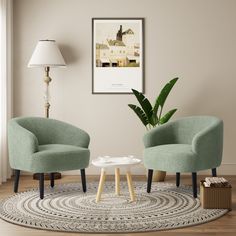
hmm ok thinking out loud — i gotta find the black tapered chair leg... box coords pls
[176,172,180,187]
[192,172,197,198]
[212,168,217,177]
[39,173,44,199]
[14,170,20,193]
[50,173,55,188]
[80,169,86,192]
[147,169,153,193]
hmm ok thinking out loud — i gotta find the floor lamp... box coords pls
[28,39,66,180]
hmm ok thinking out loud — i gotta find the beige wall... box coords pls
[13,0,236,174]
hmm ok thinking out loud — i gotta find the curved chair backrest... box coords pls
[168,116,222,144]
[11,117,90,148]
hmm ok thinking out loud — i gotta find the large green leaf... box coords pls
[154,78,179,114]
[131,89,153,123]
[159,109,177,124]
[128,104,149,127]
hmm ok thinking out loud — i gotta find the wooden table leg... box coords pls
[126,170,136,202]
[96,168,106,203]
[115,168,120,195]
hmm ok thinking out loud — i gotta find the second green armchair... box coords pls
[8,117,90,199]
[143,116,223,198]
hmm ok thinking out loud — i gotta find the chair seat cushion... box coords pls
[143,144,197,172]
[30,144,90,173]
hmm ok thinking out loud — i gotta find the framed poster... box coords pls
[92,18,144,94]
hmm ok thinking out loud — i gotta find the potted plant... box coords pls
[128,77,179,181]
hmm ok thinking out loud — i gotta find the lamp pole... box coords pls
[44,66,51,118]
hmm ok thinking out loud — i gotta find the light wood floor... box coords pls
[0,175,235,236]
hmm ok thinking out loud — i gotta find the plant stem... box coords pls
[158,106,163,124]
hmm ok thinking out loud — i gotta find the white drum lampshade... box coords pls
[28,40,66,67]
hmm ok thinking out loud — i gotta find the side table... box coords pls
[92,157,141,203]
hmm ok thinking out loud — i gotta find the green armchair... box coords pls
[143,116,223,198]
[8,117,90,199]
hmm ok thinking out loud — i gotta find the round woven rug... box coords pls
[0,182,228,233]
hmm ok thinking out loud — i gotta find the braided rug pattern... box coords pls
[0,182,228,233]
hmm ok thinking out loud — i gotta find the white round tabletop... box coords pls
[92,156,141,168]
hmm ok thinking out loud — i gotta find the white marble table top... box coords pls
[92,156,141,168]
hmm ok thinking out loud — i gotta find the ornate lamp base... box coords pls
[33,172,62,180]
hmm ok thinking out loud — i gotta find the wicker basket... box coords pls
[200,180,232,210]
